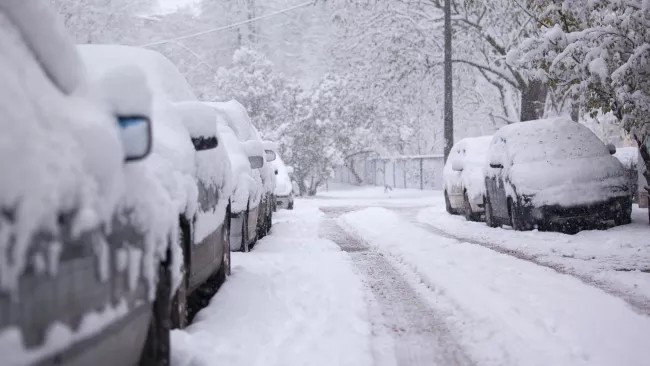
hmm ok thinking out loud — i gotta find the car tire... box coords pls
[217,218,231,285]
[170,225,188,329]
[139,262,171,366]
[444,191,456,215]
[484,195,499,228]
[463,192,479,222]
[288,201,294,210]
[509,199,533,231]
[241,211,250,253]
[615,213,632,226]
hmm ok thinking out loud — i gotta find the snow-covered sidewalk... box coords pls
[340,207,650,366]
[171,206,374,366]
[416,195,650,313]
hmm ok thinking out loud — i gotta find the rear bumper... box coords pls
[275,195,293,209]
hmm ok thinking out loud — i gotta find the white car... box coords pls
[272,155,295,210]
[483,117,631,232]
[443,136,493,221]
[79,45,233,329]
[208,101,268,252]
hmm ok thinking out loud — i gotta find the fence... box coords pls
[331,154,445,190]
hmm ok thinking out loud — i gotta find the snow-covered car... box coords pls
[78,45,233,329]
[0,3,174,365]
[483,117,632,232]
[209,102,265,252]
[272,155,295,210]
[207,101,277,246]
[443,136,492,221]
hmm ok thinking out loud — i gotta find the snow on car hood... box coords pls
[510,156,629,206]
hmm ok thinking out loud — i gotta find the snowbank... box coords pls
[417,196,650,310]
[171,207,373,366]
[341,207,650,366]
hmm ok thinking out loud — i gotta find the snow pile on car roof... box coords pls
[77,44,196,103]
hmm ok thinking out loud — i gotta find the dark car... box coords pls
[483,117,632,232]
[0,2,172,365]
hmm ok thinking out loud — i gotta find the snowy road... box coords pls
[171,186,650,366]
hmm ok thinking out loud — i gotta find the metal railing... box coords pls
[331,154,445,190]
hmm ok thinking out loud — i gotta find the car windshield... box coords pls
[507,122,610,165]
[2,2,649,366]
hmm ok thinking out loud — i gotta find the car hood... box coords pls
[510,156,629,206]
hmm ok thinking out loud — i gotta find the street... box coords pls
[171,186,650,366]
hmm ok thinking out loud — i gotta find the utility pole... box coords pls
[443,0,454,161]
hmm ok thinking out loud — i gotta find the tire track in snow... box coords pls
[319,217,471,366]
[390,207,650,316]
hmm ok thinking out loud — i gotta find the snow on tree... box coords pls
[509,0,650,216]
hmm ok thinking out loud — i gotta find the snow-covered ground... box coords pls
[172,185,650,366]
[416,195,650,313]
[171,206,374,366]
[339,207,650,366]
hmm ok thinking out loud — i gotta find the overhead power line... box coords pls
[140,1,314,48]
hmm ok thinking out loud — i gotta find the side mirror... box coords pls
[489,162,504,169]
[119,116,152,162]
[265,149,277,162]
[606,143,617,155]
[249,156,264,169]
[286,166,294,175]
[173,101,219,151]
[451,160,464,172]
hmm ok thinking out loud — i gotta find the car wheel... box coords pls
[241,212,250,253]
[463,192,479,222]
[139,262,171,366]
[217,219,231,285]
[615,213,632,226]
[288,201,294,210]
[444,191,456,215]
[484,195,499,228]
[170,227,188,329]
[509,199,533,231]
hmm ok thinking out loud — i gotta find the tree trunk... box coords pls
[344,159,363,185]
[637,134,650,225]
[520,79,548,122]
[443,0,454,161]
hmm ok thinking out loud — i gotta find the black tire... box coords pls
[170,225,188,329]
[615,213,632,226]
[463,192,480,222]
[241,211,250,253]
[509,198,533,231]
[288,201,294,210]
[444,191,456,215]
[484,195,499,228]
[217,218,231,285]
[139,262,171,366]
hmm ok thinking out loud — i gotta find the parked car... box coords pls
[79,45,233,329]
[483,117,632,232]
[273,155,295,210]
[443,136,492,221]
[0,2,172,365]
[208,101,267,252]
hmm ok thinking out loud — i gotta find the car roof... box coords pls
[78,44,196,102]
